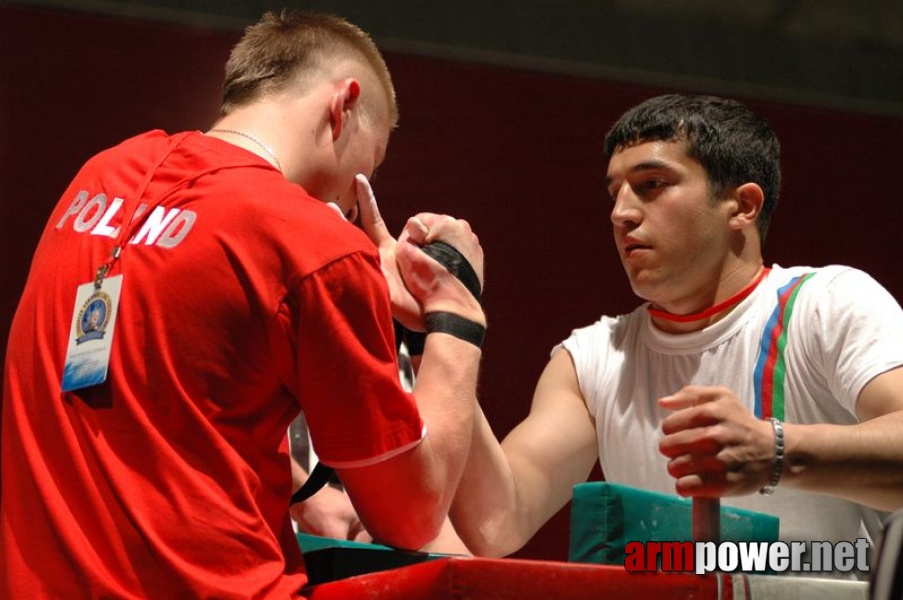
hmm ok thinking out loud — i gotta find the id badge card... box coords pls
[62,274,123,392]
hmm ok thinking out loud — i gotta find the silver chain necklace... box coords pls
[209,129,282,172]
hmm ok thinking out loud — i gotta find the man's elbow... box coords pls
[464,534,523,558]
[447,514,525,558]
[366,507,445,551]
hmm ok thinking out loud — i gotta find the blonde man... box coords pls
[2,11,484,597]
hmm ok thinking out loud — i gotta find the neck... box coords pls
[208,95,336,187]
[649,264,769,333]
[207,127,282,173]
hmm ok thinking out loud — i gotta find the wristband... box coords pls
[425,312,485,348]
[758,417,784,495]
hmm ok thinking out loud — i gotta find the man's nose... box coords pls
[610,187,640,229]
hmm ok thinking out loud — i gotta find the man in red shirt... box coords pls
[1,11,485,598]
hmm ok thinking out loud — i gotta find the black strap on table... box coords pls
[290,459,337,505]
[290,240,481,506]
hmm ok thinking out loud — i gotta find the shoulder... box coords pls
[559,307,644,356]
[769,264,902,326]
[177,136,377,264]
[238,183,378,278]
[770,263,890,297]
[78,129,174,171]
[770,263,872,286]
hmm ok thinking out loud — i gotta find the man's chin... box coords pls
[626,275,659,303]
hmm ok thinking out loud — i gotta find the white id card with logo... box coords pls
[62,274,123,392]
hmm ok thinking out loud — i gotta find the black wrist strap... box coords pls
[425,312,485,348]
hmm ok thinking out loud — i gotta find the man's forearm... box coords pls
[783,411,903,510]
[448,407,529,558]
[411,334,482,503]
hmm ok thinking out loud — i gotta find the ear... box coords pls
[728,182,764,232]
[328,78,362,141]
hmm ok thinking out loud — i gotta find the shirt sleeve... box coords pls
[559,316,620,420]
[805,267,903,414]
[284,250,425,467]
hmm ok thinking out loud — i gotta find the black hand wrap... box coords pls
[420,241,482,300]
[400,240,483,354]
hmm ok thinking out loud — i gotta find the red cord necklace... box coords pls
[648,267,770,323]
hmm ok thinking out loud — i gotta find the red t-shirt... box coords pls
[1,131,423,597]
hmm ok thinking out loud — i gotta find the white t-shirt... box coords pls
[561,265,903,555]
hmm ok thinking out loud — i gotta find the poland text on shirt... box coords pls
[56,190,196,249]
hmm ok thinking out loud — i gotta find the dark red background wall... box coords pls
[2,5,901,561]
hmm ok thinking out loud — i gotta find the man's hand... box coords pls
[356,174,485,328]
[394,212,485,324]
[290,484,373,543]
[658,385,776,498]
[398,213,484,293]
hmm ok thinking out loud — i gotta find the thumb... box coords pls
[401,217,430,245]
[355,174,391,246]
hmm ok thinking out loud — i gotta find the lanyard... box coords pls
[92,132,192,289]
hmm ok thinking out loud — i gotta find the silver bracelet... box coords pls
[759,417,785,495]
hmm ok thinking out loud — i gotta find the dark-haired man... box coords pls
[451,94,903,578]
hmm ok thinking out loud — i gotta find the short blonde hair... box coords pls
[221,10,398,127]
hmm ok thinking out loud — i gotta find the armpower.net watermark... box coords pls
[623,539,870,575]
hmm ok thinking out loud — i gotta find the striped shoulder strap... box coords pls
[752,272,816,420]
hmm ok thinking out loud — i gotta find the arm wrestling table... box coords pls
[295,478,876,599]
[304,554,868,599]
